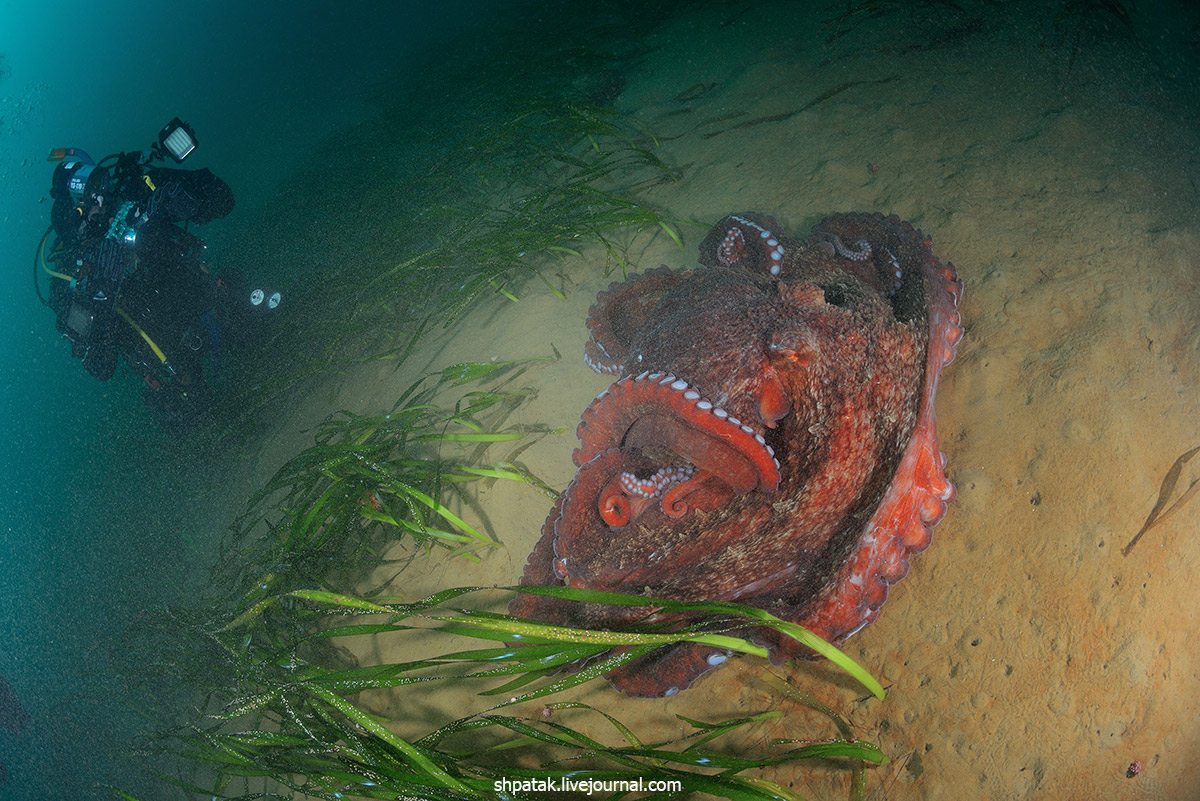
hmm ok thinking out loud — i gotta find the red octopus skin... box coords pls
[511,211,963,697]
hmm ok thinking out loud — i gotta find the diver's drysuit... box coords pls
[48,152,234,382]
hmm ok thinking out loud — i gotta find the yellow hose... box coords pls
[115,306,169,365]
[38,230,75,282]
[39,229,170,368]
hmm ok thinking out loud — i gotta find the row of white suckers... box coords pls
[594,370,782,474]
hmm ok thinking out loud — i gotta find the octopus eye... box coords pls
[768,330,818,367]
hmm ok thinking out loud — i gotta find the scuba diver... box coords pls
[35,118,279,436]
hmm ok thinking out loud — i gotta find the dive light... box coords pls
[154,117,198,163]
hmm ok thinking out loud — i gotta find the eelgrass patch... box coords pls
[224,357,558,607]
[118,585,886,801]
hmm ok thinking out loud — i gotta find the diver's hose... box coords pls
[115,306,171,369]
[36,227,75,283]
[35,224,172,372]
[33,226,61,306]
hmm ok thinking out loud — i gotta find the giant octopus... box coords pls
[510,212,963,697]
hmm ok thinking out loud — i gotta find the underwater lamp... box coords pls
[156,117,197,163]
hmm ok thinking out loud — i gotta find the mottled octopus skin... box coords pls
[511,211,963,697]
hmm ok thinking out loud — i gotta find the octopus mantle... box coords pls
[512,212,963,697]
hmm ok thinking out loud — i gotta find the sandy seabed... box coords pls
[241,4,1200,799]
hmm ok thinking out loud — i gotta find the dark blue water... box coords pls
[0,1,493,796]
